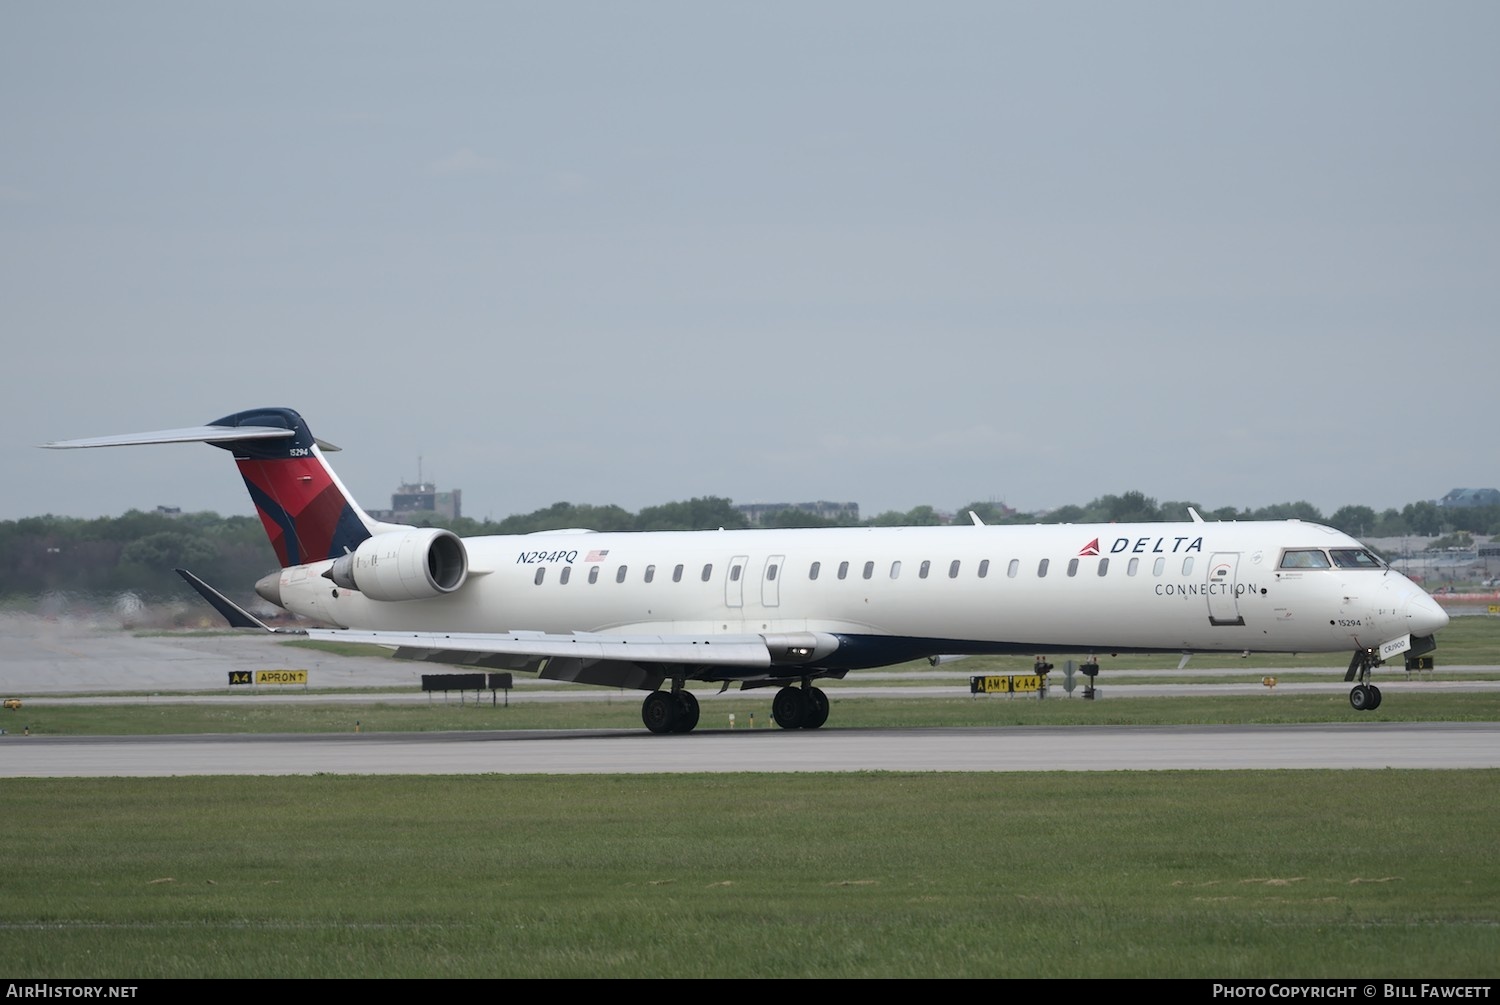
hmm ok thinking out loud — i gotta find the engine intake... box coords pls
[325,528,468,602]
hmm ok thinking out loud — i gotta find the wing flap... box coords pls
[305,628,774,667]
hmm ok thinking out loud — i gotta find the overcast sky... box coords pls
[4,2,1496,524]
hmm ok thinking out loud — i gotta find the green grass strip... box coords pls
[1,772,1495,978]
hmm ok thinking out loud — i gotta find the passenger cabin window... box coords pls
[701,564,713,582]
[919,560,931,579]
[1007,559,1019,578]
[767,563,778,581]
[1127,557,1139,576]
[616,565,628,583]
[534,568,546,586]
[978,559,990,578]
[1098,558,1109,576]
[730,565,742,582]
[1182,557,1195,576]
[1330,549,1382,569]
[644,565,655,583]
[948,560,960,579]
[559,566,571,585]
[673,564,684,583]
[809,561,821,581]
[838,561,849,580]
[890,561,901,579]
[588,566,600,584]
[862,561,874,580]
[1152,557,1165,576]
[1280,549,1330,569]
[1067,558,1079,577]
[1038,558,1049,577]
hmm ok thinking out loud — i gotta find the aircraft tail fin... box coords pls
[43,408,385,568]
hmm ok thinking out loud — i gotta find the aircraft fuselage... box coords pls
[269,519,1444,669]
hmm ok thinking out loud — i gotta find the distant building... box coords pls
[1437,488,1500,508]
[736,501,860,525]
[369,480,462,524]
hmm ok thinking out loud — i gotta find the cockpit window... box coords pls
[1330,548,1383,569]
[1280,549,1331,569]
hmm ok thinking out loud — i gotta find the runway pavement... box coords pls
[5,721,1499,777]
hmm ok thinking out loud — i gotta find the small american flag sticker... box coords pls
[585,549,610,562]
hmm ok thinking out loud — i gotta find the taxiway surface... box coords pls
[3,614,1496,777]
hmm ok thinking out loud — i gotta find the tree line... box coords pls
[3,492,1496,603]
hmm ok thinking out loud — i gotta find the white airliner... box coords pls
[44,407,1450,733]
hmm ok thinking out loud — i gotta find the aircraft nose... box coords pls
[1405,589,1450,637]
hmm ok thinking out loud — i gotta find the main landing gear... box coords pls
[1344,648,1383,712]
[639,682,830,734]
[771,684,830,730]
[641,688,701,734]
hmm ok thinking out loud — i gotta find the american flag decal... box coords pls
[585,549,610,562]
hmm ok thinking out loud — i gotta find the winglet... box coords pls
[969,511,984,526]
[1188,507,1205,523]
[175,568,295,633]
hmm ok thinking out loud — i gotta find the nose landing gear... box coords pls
[1344,648,1384,712]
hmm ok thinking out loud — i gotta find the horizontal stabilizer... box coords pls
[176,568,290,633]
[41,425,295,449]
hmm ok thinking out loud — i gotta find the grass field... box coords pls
[2,771,1498,979]
[10,691,1500,736]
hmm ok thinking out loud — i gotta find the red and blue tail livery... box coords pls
[205,408,375,567]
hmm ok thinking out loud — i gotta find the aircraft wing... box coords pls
[305,627,787,692]
[308,628,773,665]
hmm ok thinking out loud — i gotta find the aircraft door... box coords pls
[761,554,785,608]
[1206,552,1245,627]
[725,555,748,609]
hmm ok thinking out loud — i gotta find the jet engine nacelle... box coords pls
[762,632,842,664]
[325,528,468,602]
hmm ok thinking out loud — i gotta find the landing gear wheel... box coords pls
[1346,648,1385,712]
[772,685,807,729]
[1349,684,1372,712]
[802,687,830,729]
[673,690,701,733]
[642,691,680,734]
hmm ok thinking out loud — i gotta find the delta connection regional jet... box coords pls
[44,408,1449,734]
